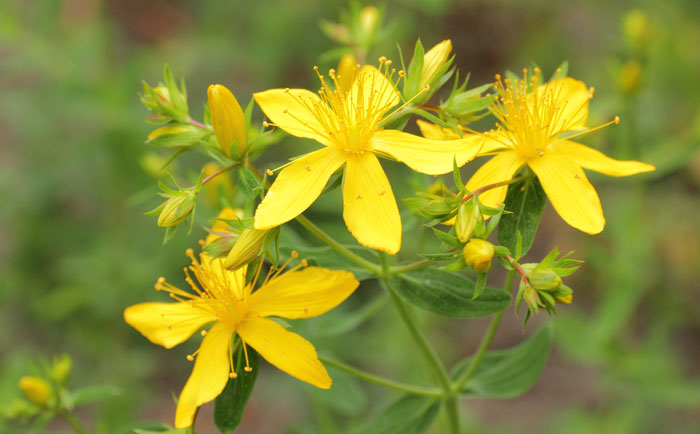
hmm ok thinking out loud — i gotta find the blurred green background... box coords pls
[1,0,698,433]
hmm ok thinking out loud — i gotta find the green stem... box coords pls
[389,259,432,274]
[319,356,442,397]
[378,253,459,434]
[295,214,382,275]
[452,270,514,393]
[201,163,240,185]
[58,411,88,434]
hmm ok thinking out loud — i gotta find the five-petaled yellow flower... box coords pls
[124,250,358,428]
[463,69,655,234]
[252,58,483,254]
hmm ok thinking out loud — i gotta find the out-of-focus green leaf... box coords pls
[71,385,121,406]
[498,177,546,257]
[452,324,554,398]
[389,267,511,317]
[351,395,440,434]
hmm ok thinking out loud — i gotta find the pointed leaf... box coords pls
[498,177,547,257]
[213,348,259,433]
[351,395,440,434]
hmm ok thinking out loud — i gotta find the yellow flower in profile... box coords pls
[253,58,483,254]
[464,69,655,234]
[124,250,358,428]
[419,39,452,89]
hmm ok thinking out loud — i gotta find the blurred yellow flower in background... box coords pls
[124,250,359,428]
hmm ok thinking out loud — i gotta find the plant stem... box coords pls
[319,356,443,397]
[295,214,382,275]
[389,259,432,274]
[461,175,529,204]
[378,253,459,434]
[187,117,210,130]
[504,255,530,284]
[201,163,240,185]
[58,411,88,434]
[453,270,514,393]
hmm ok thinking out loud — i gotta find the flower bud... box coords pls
[455,200,483,243]
[623,10,653,49]
[337,53,358,93]
[157,190,196,228]
[224,229,267,270]
[463,239,494,273]
[153,85,171,104]
[51,355,72,385]
[617,60,642,95]
[18,377,52,407]
[208,84,247,156]
[359,6,380,37]
[419,39,452,89]
[528,268,563,291]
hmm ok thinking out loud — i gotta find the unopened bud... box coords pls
[523,287,541,313]
[18,377,52,407]
[618,60,642,94]
[157,191,196,227]
[337,53,358,93]
[463,239,494,273]
[552,285,574,304]
[623,10,653,49]
[528,268,563,291]
[147,125,195,141]
[50,355,72,385]
[419,39,452,89]
[224,229,267,270]
[455,200,483,243]
[208,84,247,156]
[359,6,380,37]
[153,85,171,104]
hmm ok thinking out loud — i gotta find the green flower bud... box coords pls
[18,377,52,407]
[359,6,380,37]
[463,239,494,273]
[528,268,563,291]
[623,10,653,49]
[455,200,482,243]
[51,354,72,385]
[157,190,197,228]
[224,229,267,271]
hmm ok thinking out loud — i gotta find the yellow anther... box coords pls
[378,56,387,63]
[229,372,238,379]
[200,330,207,336]
[185,248,194,257]
[244,367,253,373]
[301,259,309,267]
[262,121,270,127]
[186,355,194,362]
[291,250,299,258]
[266,169,274,176]
[614,116,621,124]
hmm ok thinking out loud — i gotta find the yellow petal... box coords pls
[349,65,400,121]
[528,153,605,234]
[208,84,247,155]
[343,152,401,254]
[174,322,234,428]
[254,89,334,147]
[237,316,331,389]
[370,129,482,175]
[249,267,359,319]
[124,302,217,349]
[416,119,460,140]
[420,39,452,89]
[477,130,512,155]
[465,151,527,208]
[532,78,590,132]
[551,140,655,177]
[254,148,346,229]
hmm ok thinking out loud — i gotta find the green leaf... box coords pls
[237,165,263,200]
[279,244,378,281]
[452,324,554,398]
[308,367,366,416]
[472,272,487,300]
[389,267,511,318]
[431,228,461,248]
[498,177,547,257]
[403,39,424,99]
[214,348,259,433]
[71,385,121,406]
[351,395,440,434]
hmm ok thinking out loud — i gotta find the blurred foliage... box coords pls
[0,0,698,433]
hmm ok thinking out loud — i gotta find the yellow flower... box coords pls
[419,39,452,89]
[464,69,655,234]
[208,84,247,156]
[124,250,359,428]
[253,58,483,254]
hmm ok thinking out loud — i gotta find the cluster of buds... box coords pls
[140,65,190,124]
[3,355,72,421]
[515,248,581,324]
